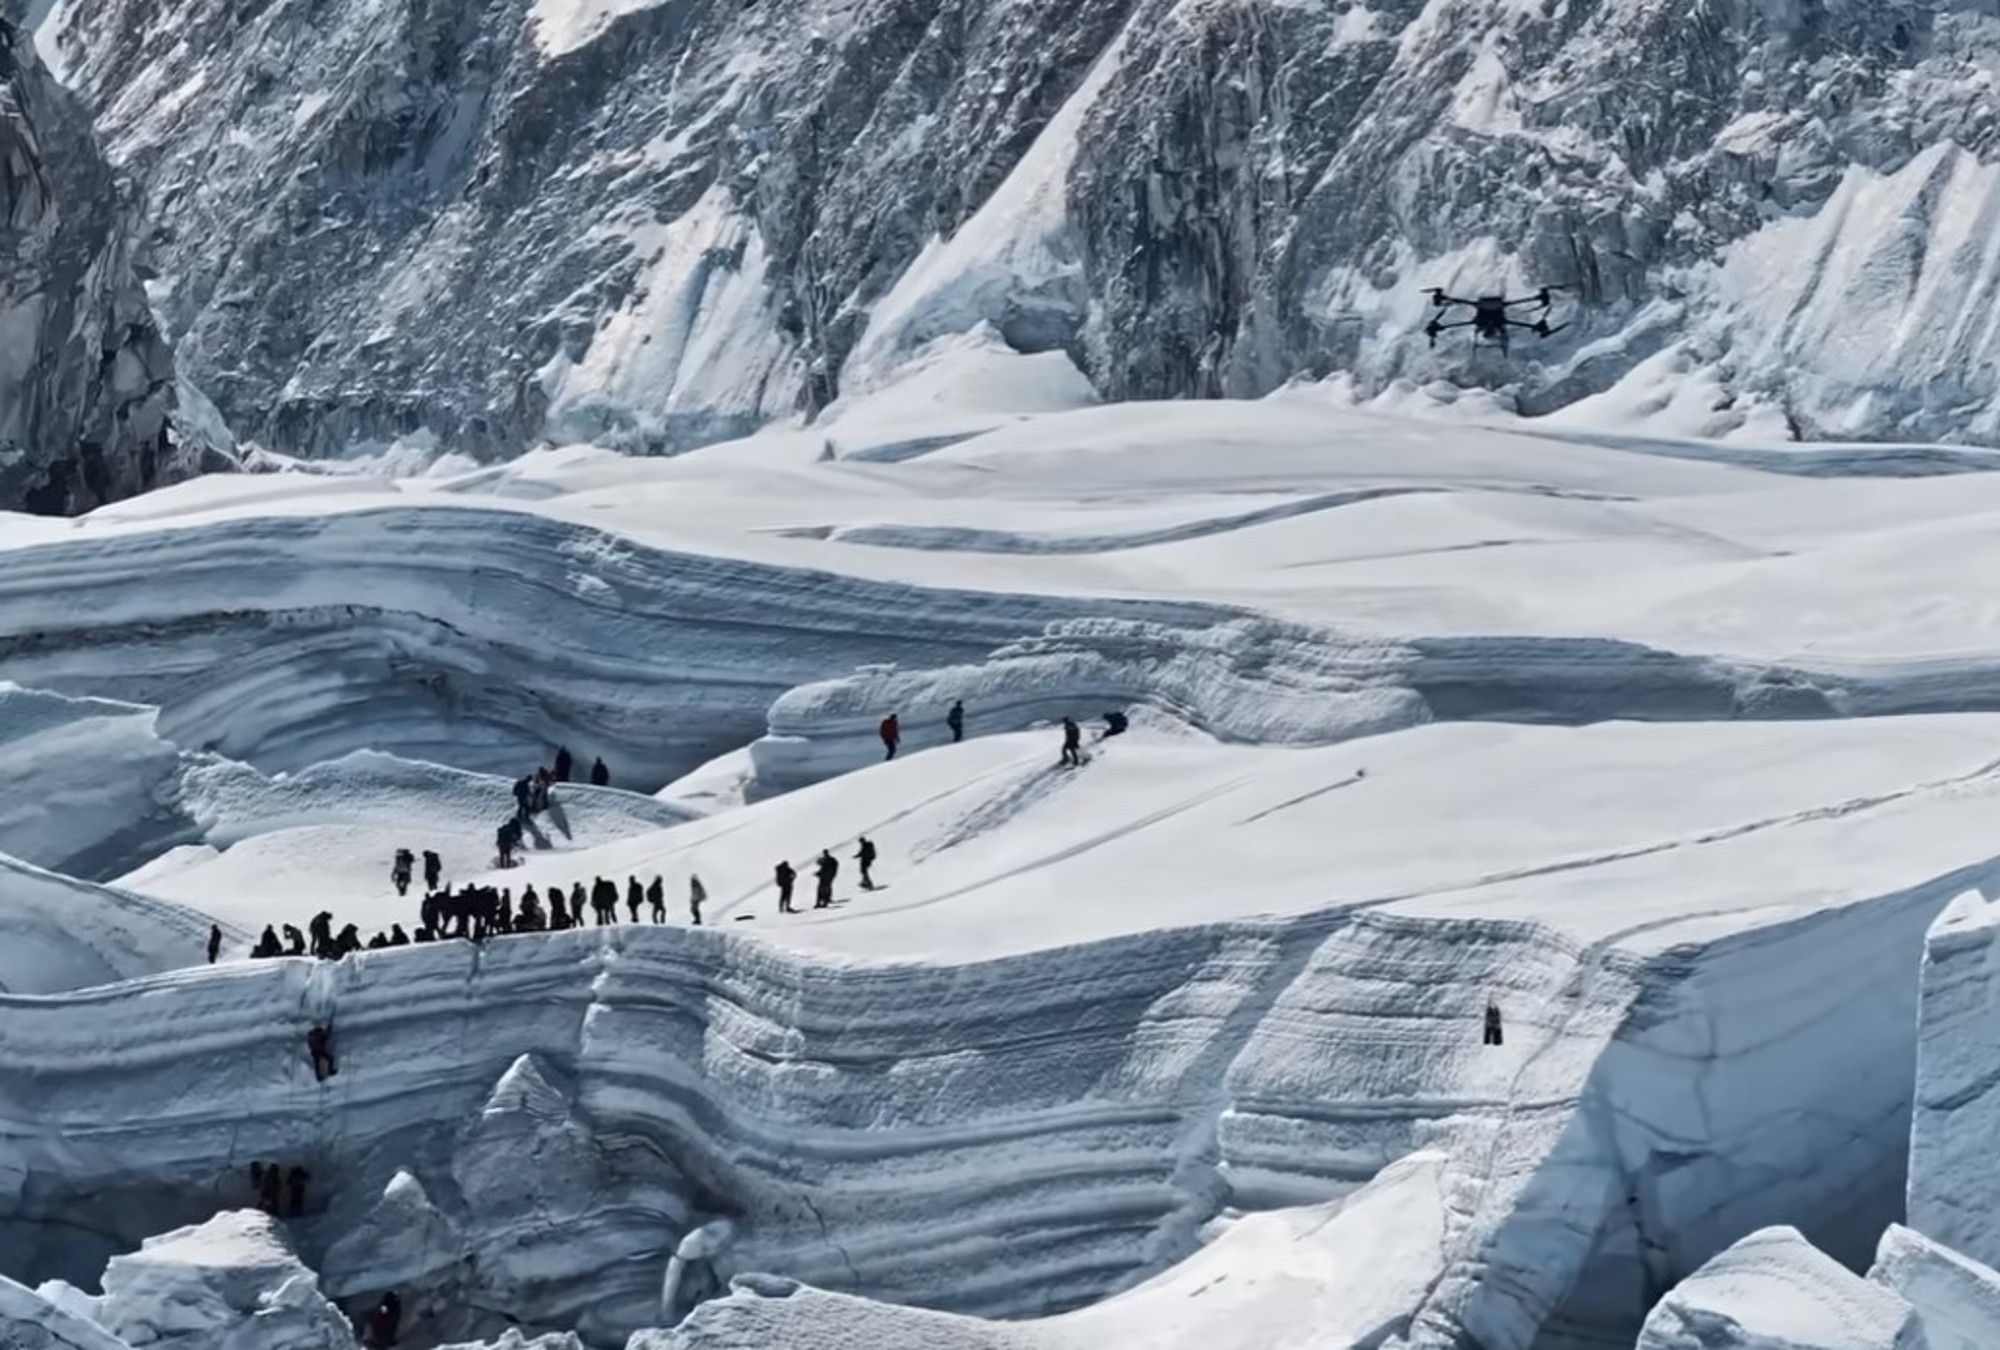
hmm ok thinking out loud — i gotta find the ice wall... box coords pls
[0,874,1965,1349]
[1908,891,2000,1271]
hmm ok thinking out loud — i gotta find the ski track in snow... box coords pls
[12,397,2000,1347]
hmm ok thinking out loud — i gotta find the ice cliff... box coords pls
[0,17,205,512]
[41,0,2000,458]
[0,865,1972,1348]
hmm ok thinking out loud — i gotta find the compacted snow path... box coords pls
[10,391,2000,1349]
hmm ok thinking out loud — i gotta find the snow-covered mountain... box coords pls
[38,0,2000,463]
[0,16,202,512]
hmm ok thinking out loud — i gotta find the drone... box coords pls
[1422,286,1568,355]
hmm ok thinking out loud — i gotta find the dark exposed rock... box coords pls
[44,0,2000,457]
[0,17,206,513]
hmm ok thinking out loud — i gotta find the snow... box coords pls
[1634,1226,1924,1350]
[1868,1225,2000,1350]
[1909,889,2000,1272]
[15,382,2000,1346]
[94,1211,353,1350]
[0,1273,129,1350]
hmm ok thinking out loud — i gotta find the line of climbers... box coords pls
[878,700,1126,764]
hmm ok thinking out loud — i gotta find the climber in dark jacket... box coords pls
[554,745,573,783]
[512,775,533,820]
[1059,717,1082,767]
[814,850,839,909]
[856,836,878,890]
[283,924,307,957]
[258,1162,283,1214]
[590,757,609,787]
[254,925,281,958]
[286,1165,309,1218]
[946,700,964,743]
[422,850,442,890]
[391,848,414,896]
[647,875,665,923]
[1484,1001,1504,1047]
[627,877,645,923]
[879,713,900,760]
[775,860,797,914]
[1102,709,1128,737]
[306,1024,337,1082]
[363,1290,402,1347]
[207,924,223,964]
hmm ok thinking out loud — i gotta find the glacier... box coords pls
[8,385,2000,1350]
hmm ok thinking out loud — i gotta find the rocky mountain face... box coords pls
[40,0,2000,458]
[0,16,197,513]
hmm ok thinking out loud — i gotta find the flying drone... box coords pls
[1423,285,1568,355]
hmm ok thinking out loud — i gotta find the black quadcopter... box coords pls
[1423,286,1568,355]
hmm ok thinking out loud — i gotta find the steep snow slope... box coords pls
[0,854,221,994]
[42,0,2000,455]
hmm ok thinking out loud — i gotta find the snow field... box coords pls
[17,392,2000,1345]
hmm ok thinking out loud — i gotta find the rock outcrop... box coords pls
[43,0,2000,459]
[0,17,197,513]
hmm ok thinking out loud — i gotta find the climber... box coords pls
[572,880,590,927]
[512,775,534,821]
[1484,1001,1504,1047]
[253,925,281,958]
[590,756,610,787]
[647,875,665,923]
[496,818,520,868]
[306,1024,337,1082]
[286,1165,309,1219]
[592,876,616,925]
[283,923,307,957]
[389,924,410,946]
[362,1290,402,1347]
[814,849,839,909]
[879,713,900,761]
[1102,709,1128,737]
[855,836,878,891]
[335,923,362,956]
[554,746,573,782]
[1059,716,1082,768]
[308,911,334,959]
[207,924,223,964]
[688,873,706,926]
[627,876,645,924]
[368,932,388,950]
[422,849,442,891]
[249,1161,266,1206]
[947,699,965,743]
[774,860,797,914]
[533,766,553,812]
[257,1162,283,1215]
[391,848,414,896]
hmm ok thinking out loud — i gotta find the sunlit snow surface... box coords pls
[11,367,2000,1348]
